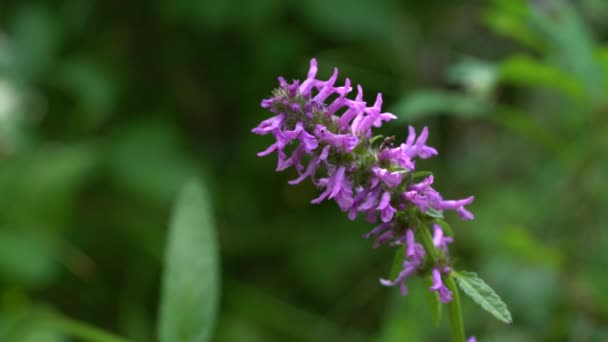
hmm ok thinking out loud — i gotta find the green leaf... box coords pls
[499,54,584,101]
[389,245,405,280]
[527,1,604,100]
[453,271,512,324]
[423,276,442,327]
[483,0,546,51]
[411,171,433,179]
[391,90,490,122]
[424,208,444,220]
[158,179,219,342]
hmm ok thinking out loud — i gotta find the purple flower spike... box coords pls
[467,337,476,342]
[254,58,476,304]
[430,268,453,303]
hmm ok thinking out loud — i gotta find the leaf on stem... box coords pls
[453,271,512,324]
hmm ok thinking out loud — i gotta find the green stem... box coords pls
[416,224,466,342]
[445,275,466,342]
[40,311,132,342]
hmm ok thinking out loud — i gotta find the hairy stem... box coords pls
[416,224,465,342]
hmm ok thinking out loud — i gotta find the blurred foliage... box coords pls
[0,0,607,341]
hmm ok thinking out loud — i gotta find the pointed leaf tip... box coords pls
[453,271,512,324]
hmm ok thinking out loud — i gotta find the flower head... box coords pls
[253,58,475,302]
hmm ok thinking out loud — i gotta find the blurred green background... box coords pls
[1,0,607,341]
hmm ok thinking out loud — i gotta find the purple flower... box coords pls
[311,166,353,209]
[284,122,318,152]
[436,196,475,220]
[298,58,318,96]
[402,126,438,159]
[433,224,453,253]
[287,145,330,185]
[467,337,477,342]
[363,222,391,239]
[377,191,397,223]
[430,268,453,303]
[379,229,425,294]
[378,149,415,170]
[314,124,359,152]
[371,166,403,188]
[251,114,285,135]
[405,229,425,263]
[327,78,352,115]
[409,175,434,192]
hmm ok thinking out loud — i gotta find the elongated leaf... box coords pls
[424,208,444,220]
[454,271,512,324]
[391,90,490,121]
[499,54,584,101]
[483,0,546,51]
[411,171,433,179]
[423,276,442,327]
[158,179,219,342]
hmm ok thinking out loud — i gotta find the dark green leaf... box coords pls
[454,271,512,324]
[158,179,219,342]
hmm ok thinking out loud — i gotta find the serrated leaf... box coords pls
[158,179,219,342]
[389,245,405,280]
[454,271,512,324]
[423,276,442,327]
